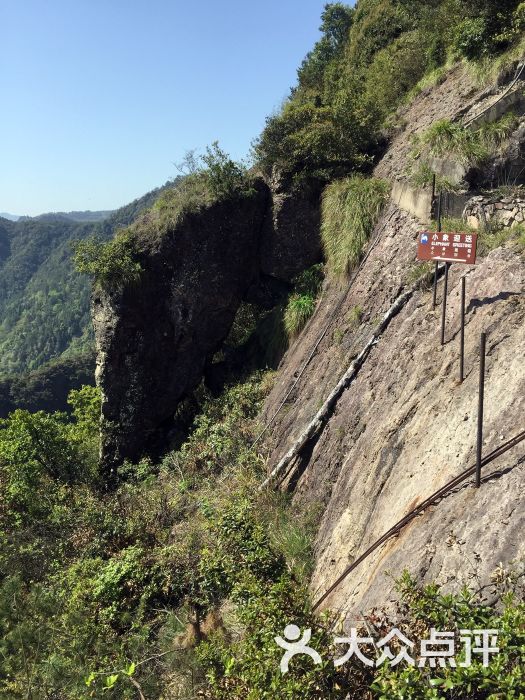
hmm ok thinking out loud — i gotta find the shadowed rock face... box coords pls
[93,176,323,476]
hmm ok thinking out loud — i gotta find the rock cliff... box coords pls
[93,176,323,474]
[261,64,525,621]
[94,63,524,624]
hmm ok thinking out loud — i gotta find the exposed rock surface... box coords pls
[259,170,323,282]
[260,66,525,620]
[261,217,525,633]
[94,176,323,473]
[464,192,525,229]
[262,200,524,619]
[374,64,483,183]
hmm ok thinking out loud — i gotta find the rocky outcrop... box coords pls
[259,170,323,282]
[464,192,525,229]
[94,176,323,475]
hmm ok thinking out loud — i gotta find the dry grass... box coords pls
[321,176,390,277]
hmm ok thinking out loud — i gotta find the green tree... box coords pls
[0,410,83,516]
[298,3,354,90]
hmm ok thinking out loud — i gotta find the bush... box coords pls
[453,17,490,60]
[74,231,142,289]
[372,571,525,699]
[321,176,390,276]
[201,141,254,201]
[253,94,375,180]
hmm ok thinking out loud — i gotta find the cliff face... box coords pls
[93,177,323,473]
[94,63,525,620]
[262,202,524,617]
[261,65,525,619]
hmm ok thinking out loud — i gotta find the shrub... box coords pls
[0,409,86,517]
[453,17,490,60]
[372,571,525,699]
[201,141,254,201]
[75,143,254,290]
[253,94,375,180]
[321,176,390,276]
[74,231,142,289]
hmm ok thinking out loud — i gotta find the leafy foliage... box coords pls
[254,0,525,179]
[371,571,525,699]
[74,230,143,288]
[1,371,524,698]
[202,141,254,200]
[283,264,324,338]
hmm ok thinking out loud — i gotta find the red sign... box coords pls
[417,231,477,265]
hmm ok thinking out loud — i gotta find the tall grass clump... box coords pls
[416,113,519,167]
[321,176,390,277]
[283,264,324,339]
[284,294,316,338]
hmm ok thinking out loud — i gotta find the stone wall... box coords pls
[464,192,525,229]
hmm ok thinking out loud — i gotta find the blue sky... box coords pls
[1,0,333,216]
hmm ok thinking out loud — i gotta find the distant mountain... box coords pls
[0,180,177,377]
[0,213,20,221]
[35,210,114,223]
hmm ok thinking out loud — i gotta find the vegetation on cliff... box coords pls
[254,0,525,183]
[74,144,256,290]
[2,1,525,698]
[1,372,524,698]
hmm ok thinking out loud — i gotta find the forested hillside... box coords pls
[0,182,175,378]
[255,0,525,181]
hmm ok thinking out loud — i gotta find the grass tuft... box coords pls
[284,294,316,337]
[415,112,519,168]
[321,176,390,277]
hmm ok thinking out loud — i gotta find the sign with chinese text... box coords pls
[417,231,477,265]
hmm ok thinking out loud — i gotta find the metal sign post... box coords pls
[432,192,443,309]
[417,230,477,346]
[460,276,466,382]
[476,332,487,488]
[441,263,450,345]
